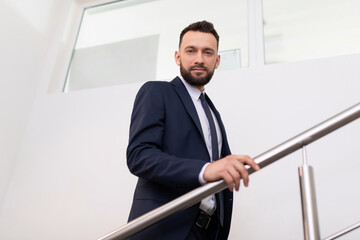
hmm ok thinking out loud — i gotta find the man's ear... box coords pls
[174,51,181,66]
[214,54,221,69]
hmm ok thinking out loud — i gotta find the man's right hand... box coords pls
[203,155,260,191]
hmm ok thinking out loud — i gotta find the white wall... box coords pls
[0,0,71,209]
[0,1,359,240]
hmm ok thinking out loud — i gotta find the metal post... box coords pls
[298,146,321,240]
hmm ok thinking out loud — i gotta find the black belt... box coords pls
[195,210,212,229]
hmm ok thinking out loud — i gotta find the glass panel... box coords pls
[263,0,360,64]
[64,0,248,92]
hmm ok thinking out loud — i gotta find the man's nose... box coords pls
[194,52,204,64]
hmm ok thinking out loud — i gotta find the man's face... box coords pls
[175,31,220,90]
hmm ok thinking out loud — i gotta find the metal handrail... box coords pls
[99,102,360,240]
[323,221,360,240]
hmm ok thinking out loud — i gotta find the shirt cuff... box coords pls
[198,163,210,185]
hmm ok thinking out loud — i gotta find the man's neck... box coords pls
[178,75,205,92]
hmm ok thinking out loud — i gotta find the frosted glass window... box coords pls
[64,0,248,92]
[263,0,360,64]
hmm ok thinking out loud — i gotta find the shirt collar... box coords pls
[178,75,204,101]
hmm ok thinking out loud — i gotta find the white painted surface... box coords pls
[0,0,71,208]
[0,0,359,239]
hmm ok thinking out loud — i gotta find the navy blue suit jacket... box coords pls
[127,77,233,239]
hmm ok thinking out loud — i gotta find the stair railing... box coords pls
[99,102,360,240]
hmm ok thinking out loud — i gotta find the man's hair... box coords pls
[179,20,219,49]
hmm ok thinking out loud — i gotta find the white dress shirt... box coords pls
[179,76,223,216]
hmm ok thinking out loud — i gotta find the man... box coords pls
[127,21,260,240]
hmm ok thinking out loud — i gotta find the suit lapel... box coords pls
[171,77,231,158]
[171,77,205,140]
[205,93,231,158]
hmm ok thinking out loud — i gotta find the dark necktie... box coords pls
[200,93,219,161]
[200,93,224,226]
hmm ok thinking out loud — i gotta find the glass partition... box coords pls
[263,0,360,64]
[64,0,248,92]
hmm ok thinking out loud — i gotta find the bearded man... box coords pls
[127,20,259,240]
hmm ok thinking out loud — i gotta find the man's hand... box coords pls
[203,155,260,191]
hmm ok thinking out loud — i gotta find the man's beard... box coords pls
[180,63,214,87]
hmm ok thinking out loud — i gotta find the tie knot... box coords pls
[199,93,206,102]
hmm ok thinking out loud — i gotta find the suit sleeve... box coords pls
[126,82,206,187]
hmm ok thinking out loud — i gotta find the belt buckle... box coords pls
[196,211,211,229]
